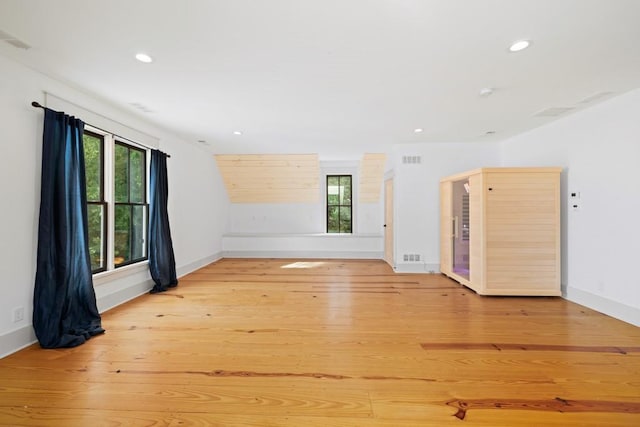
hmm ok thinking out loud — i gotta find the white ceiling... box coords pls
[1,0,639,157]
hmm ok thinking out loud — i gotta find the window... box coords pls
[84,131,107,272]
[83,129,148,273]
[114,142,147,267]
[326,175,352,233]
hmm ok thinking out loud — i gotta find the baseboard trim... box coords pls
[0,325,37,359]
[564,286,640,327]
[222,250,383,259]
[96,278,154,313]
[393,263,440,274]
[176,252,222,277]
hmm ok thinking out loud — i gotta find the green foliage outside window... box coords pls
[114,142,146,266]
[83,132,105,272]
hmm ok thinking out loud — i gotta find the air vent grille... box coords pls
[578,92,614,104]
[6,39,31,49]
[534,107,574,117]
[402,254,421,262]
[0,30,14,40]
[402,155,422,165]
[0,29,31,49]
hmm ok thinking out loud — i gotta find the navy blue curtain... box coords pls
[149,149,178,293]
[33,108,104,348]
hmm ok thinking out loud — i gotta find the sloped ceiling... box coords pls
[1,0,639,157]
[215,154,320,203]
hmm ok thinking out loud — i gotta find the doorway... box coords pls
[384,178,394,267]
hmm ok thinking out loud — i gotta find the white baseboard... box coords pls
[0,325,37,359]
[176,252,222,277]
[96,278,154,313]
[223,250,383,259]
[564,286,640,327]
[393,262,440,274]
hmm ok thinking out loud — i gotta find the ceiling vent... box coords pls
[129,102,154,113]
[402,155,422,165]
[533,107,574,117]
[578,92,614,104]
[0,29,31,50]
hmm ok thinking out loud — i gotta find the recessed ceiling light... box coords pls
[233,131,243,135]
[129,102,153,113]
[479,87,493,97]
[414,128,424,133]
[135,53,153,63]
[509,40,531,52]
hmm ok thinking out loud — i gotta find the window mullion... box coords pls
[104,134,115,271]
[127,146,132,262]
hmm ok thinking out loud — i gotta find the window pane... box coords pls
[130,149,145,203]
[114,144,129,203]
[114,205,131,265]
[327,176,339,187]
[83,133,102,202]
[339,206,352,233]
[327,206,339,233]
[87,203,105,271]
[341,176,352,204]
[327,194,339,205]
[131,205,146,260]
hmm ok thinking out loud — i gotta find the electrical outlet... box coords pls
[12,306,25,323]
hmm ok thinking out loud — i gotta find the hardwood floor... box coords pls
[1,258,639,426]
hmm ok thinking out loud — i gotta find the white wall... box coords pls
[228,204,322,234]
[391,142,501,272]
[222,233,383,259]
[0,54,229,357]
[501,89,640,326]
[162,136,228,272]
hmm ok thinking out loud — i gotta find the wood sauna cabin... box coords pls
[440,167,562,296]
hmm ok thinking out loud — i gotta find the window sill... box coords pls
[93,261,149,286]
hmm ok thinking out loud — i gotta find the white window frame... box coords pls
[86,125,151,281]
[320,161,359,234]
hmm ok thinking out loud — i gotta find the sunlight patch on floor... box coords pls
[281,261,326,269]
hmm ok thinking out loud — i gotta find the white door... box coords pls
[384,178,394,267]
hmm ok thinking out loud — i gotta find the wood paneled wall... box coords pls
[216,153,388,205]
[359,153,386,203]
[215,154,320,203]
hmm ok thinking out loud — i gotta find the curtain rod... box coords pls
[31,101,170,158]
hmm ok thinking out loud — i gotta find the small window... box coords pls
[83,131,107,273]
[114,142,148,267]
[326,175,352,233]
